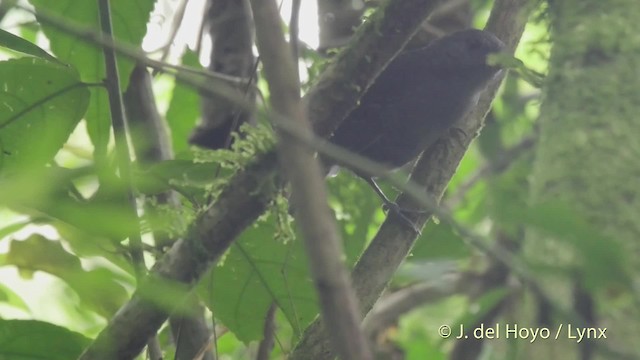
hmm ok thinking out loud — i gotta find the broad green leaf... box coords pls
[0,165,137,245]
[45,187,138,242]
[0,283,30,313]
[30,0,154,159]
[0,29,58,62]
[198,214,318,343]
[194,172,378,343]
[166,50,202,154]
[191,171,378,343]
[0,320,90,360]
[54,220,133,274]
[2,169,139,242]
[2,235,130,317]
[0,58,89,175]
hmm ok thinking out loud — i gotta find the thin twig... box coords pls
[289,0,531,358]
[74,0,530,358]
[255,303,277,360]
[289,0,301,62]
[155,0,189,61]
[97,0,156,356]
[363,272,469,335]
[250,0,373,359]
[97,0,144,276]
[124,65,214,360]
[19,5,253,87]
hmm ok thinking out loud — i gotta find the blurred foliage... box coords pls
[29,0,154,160]
[0,0,634,359]
[0,28,58,62]
[0,319,90,359]
[198,212,317,343]
[0,58,89,175]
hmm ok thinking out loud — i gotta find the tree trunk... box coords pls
[523,0,640,359]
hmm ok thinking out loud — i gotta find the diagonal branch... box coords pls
[289,0,532,358]
[308,0,448,137]
[250,0,372,359]
[79,0,445,358]
[97,0,144,272]
[124,65,214,360]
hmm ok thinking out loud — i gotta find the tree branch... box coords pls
[124,65,214,360]
[289,0,531,358]
[79,150,279,359]
[362,272,468,335]
[308,0,447,138]
[80,0,443,358]
[96,1,163,357]
[97,0,144,273]
[250,0,372,359]
[255,303,276,360]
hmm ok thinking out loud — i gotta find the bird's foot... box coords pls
[381,201,424,235]
[450,127,469,145]
[363,177,424,234]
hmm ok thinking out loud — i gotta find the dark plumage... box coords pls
[328,29,504,171]
[326,29,505,227]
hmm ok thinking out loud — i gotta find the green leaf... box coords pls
[0,166,138,249]
[49,189,138,242]
[3,235,130,317]
[54,220,133,274]
[30,0,154,159]
[0,320,90,360]
[0,29,59,62]
[198,214,318,343]
[0,58,89,175]
[166,50,202,154]
[135,159,223,196]
[196,170,380,343]
[0,283,30,313]
[0,220,31,240]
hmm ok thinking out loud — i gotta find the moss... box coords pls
[533,1,640,244]
[526,0,640,356]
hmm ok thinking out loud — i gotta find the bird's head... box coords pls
[425,29,505,85]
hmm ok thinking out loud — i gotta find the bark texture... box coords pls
[190,0,255,150]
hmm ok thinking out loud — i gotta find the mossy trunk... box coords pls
[522,0,640,359]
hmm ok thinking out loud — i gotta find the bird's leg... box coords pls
[364,177,423,235]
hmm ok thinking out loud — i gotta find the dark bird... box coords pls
[325,29,505,226]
